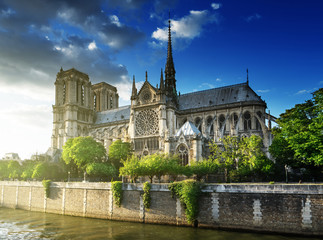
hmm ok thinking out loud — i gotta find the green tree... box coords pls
[32,161,64,180]
[21,160,38,180]
[108,140,132,171]
[190,159,219,181]
[271,88,323,167]
[0,161,9,179]
[86,162,117,180]
[209,135,273,182]
[141,153,169,183]
[119,155,143,182]
[7,160,22,179]
[62,136,107,176]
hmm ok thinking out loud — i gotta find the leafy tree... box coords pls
[108,140,132,170]
[141,153,169,182]
[7,160,22,179]
[62,136,107,175]
[32,161,64,180]
[0,161,9,179]
[209,135,273,182]
[20,160,39,180]
[119,155,143,182]
[271,88,323,167]
[190,159,219,181]
[86,162,117,180]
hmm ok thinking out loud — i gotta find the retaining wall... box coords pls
[0,181,322,236]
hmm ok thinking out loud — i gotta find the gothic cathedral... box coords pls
[51,20,275,163]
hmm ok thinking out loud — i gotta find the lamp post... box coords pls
[285,164,288,183]
[68,171,70,182]
[83,171,87,182]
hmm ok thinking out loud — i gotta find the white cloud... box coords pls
[211,3,221,10]
[245,13,262,22]
[110,15,122,27]
[152,9,218,42]
[295,88,317,95]
[257,89,270,93]
[88,41,97,50]
[114,76,144,106]
[216,78,221,82]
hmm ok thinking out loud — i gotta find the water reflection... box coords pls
[0,208,320,240]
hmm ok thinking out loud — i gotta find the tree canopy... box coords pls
[62,136,107,173]
[270,88,323,167]
[108,139,132,170]
[209,135,273,182]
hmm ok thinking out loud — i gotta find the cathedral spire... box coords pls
[145,71,148,82]
[131,75,137,99]
[164,13,177,105]
[160,68,165,91]
[165,15,175,81]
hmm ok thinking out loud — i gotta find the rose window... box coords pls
[135,109,159,136]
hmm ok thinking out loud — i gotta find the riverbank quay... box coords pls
[0,181,322,236]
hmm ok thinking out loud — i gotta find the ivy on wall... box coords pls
[111,181,123,207]
[42,180,51,198]
[168,180,202,224]
[143,182,151,210]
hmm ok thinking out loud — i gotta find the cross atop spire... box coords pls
[246,68,249,85]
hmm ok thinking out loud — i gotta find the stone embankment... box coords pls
[0,181,322,236]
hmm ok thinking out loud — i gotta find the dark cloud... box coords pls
[0,0,147,96]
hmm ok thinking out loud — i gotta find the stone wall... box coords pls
[0,181,322,236]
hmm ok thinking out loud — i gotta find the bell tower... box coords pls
[51,68,94,150]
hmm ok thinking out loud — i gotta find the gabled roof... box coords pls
[94,105,130,125]
[175,121,201,137]
[178,82,265,111]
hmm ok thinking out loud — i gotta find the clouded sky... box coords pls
[0,0,322,159]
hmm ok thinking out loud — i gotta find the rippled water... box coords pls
[0,208,320,240]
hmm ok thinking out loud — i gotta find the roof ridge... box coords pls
[179,82,248,97]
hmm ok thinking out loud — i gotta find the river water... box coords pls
[0,208,320,240]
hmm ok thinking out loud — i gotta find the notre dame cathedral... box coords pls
[50,21,275,164]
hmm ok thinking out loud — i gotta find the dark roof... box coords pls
[178,82,265,111]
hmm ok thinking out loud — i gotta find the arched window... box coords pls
[207,116,214,135]
[81,85,85,105]
[94,93,97,110]
[244,111,251,130]
[110,95,113,109]
[195,117,202,132]
[177,144,189,166]
[219,114,226,130]
[63,82,66,104]
[232,113,238,129]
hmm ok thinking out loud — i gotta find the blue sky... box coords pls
[0,0,322,159]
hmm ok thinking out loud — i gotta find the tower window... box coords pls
[110,96,113,108]
[81,85,85,105]
[63,82,66,104]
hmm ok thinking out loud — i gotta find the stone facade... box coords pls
[50,21,276,162]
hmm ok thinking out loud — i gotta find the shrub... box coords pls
[143,182,151,210]
[169,180,202,224]
[42,180,51,198]
[111,181,123,207]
